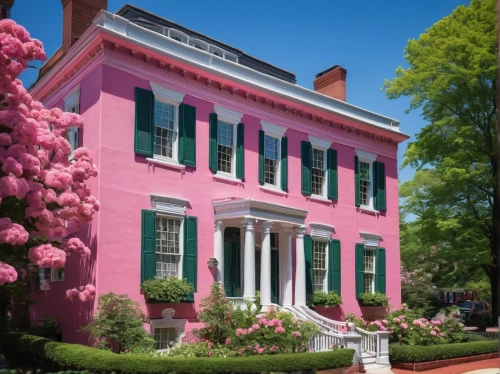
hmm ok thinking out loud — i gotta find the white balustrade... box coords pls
[309,331,345,352]
[356,327,378,356]
[292,306,348,334]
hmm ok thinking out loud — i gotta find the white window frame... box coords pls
[309,135,332,199]
[261,121,287,190]
[150,82,185,165]
[312,239,328,292]
[356,149,377,210]
[63,86,80,159]
[214,105,243,180]
[363,246,376,294]
[50,268,65,282]
[154,214,184,280]
[150,308,186,352]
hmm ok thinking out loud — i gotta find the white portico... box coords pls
[213,198,308,309]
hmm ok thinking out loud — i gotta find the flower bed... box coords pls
[0,333,355,374]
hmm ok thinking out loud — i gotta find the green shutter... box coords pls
[209,113,218,173]
[355,243,365,299]
[178,103,196,167]
[236,123,245,179]
[354,155,361,207]
[374,161,386,211]
[328,239,341,296]
[281,137,288,191]
[301,141,312,195]
[327,148,338,200]
[376,248,386,294]
[134,87,154,156]
[183,216,198,302]
[141,210,156,283]
[304,235,313,302]
[258,130,265,185]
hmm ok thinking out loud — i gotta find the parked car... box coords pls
[457,301,489,322]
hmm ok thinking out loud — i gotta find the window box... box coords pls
[147,303,196,321]
[360,306,387,321]
[312,305,344,323]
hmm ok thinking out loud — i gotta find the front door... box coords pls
[224,227,241,297]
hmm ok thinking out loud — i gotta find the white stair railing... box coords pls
[356,327,377,356]
[291,306,348,334]
[309,330,345,352]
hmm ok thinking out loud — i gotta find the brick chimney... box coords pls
[62,0,107,53]
[313,65,347,101]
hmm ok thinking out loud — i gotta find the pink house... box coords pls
[29,0,408,349]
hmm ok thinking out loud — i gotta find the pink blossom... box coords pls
[225,338,231,345]
[382,319,388,325]
[413,320,422,326]
[0,175,29,199]
[0,133,12,146]
[2,157,23,177]
[0,217,28,245]
[251,323,260,330]
[420,324,427,329]
[57,192,80,207]
[28,244,66,268]
[373,320,382,327]
[247,328,254,334]
[0,261,17,285]
[439,333,445,337]
[430,330,437,336]
[275,326,285,334]
[399,315,406,319]
[270,345,278,352]
[44,170,73,190]
[258,348,264,354]
[63,238,90,256]
[208,351,213,357]
[434,327,440,332]
[400,323,408,329]
[449,328,455,331]
[291,331,301,337]
[393,318,401,323]
[380,326,386,331]
[65,288,80,301]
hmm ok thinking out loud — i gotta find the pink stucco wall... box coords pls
[31,62,401,344]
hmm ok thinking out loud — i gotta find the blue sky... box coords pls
[14,0,468,182]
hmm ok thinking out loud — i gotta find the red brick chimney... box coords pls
[313,65,347,101]
[62,0,107,53]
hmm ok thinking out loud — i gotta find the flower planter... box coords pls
[360,305,387,321]
[313,305,344,322]
[146,301,197,320]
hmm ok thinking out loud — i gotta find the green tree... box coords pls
[384,0,499,317]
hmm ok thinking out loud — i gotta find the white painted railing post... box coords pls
[376,331,390,365]
[343,332,362,364]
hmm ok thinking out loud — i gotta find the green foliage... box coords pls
[27,316,61,341]
[140,277,194,303]
[0,333,355,374]
[167,341,237,358]
[401,281,441,318]
[78,293,154,353]
[311,291,343,307]
[384,0,497,313]
[465,313,493,329]
[389,340,498,363]
[360,292,389,307]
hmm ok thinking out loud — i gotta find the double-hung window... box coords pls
[155,216,183,279]
[217,120,235,174]
[312,148,327,196]
[63,86,80,158]
[154,327,178,350]
[312,240,328,292]
[359,161,371,207]
[264,135,280,186]
[355,149,386,211]
[363,247,375,294]
[259,121,288,191]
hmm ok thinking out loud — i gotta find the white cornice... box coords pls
[150,82,185,104]
[151,194,189,216]
[360,232,382,247]
[309,223,334,240]
[309,135,332,149]
[214,104,243,124]
[261,121,287,137]
[91,10,405,137]
[356,149,377,162]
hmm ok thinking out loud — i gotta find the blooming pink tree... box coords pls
[0,19,98,302]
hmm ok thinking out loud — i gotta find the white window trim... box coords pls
[150,308,186,351]
[259,184,288,196]
[356,149,377,210]
[311,146,328,199]
[309,135,332,150]
[263,133,281,189]
[150,83,185,164]
[364,247,376,294]
[214,104,243,124]
[310,223,334,240]
[360,232,382,247]
[151,194,188,217]
[215,119,239,180]
[50,268,65,282]
[261,121,286,189]
[261,121,287,137]
[313,239,329,293]
[63,86,80,111]
[155,214,184,280]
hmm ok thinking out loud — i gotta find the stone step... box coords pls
[361,356,377,365]
[362,363,393,373]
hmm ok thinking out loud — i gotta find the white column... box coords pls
[243,218,256,299]
[282,226,293,306]
[214,221,224,282]
[294,225,307,306]
[260,221,273,310]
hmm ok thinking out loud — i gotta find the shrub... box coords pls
[79,293,154,353]
[0,333,355,373]
[311,291,343,307]
[389,340,498,362]
[141,277,194,303]
[360,292,389,307]
[465,313,493,329]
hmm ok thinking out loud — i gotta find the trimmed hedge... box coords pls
[390,340,499,363]
[0,333,354,374]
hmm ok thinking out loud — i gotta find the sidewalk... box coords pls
[392,358,500,374]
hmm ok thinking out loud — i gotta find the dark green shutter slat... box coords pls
[301,141,312,195]
[327,148,338,200]
[255,250,261,292]
[374,161,386,211]
[258,130,265,185]
[134,87,154,156]
[236,123,245,179]
[304,235,313,302]
[355,243,365,299]
[178,103,196,167]
[328,239,341,296]
[209,113,218,173]
[354,155,361,207]
[271,250,280,304]
[223,242,233,297]
[141,210,156,283]
[183,216,198,302]
[281,137,288,191]
[376,248,386,294]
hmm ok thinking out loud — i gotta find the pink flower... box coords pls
[270,345,278,352]
[399,315,406,319]
[291,331,302,337]
[380,326,386,331]
[28,244,66,268]
[420,324,427,329]
[393,318,401,323]
[247,345,252,351]
[247,327,253,334]
[0,261,17,285]
[252,324,260,330]
[400,323,408,329]
[57,192,80,207]
[275,326,285,334]
[434,327,440,332]
[259,317,268,325]
[413,320,422,326]
[65,288,80,301]
[0,217,28,245]
[439,333,445,337]
[258,348,265,354]
[373,320,382,327]
[0,175,29,199]
[382,319,388,325]
[225,338,231,345]
[208,351,213,357]
[430,330,437,336]
[449,328,455,331]
[44,170,73,190]
[63,238,90,256]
